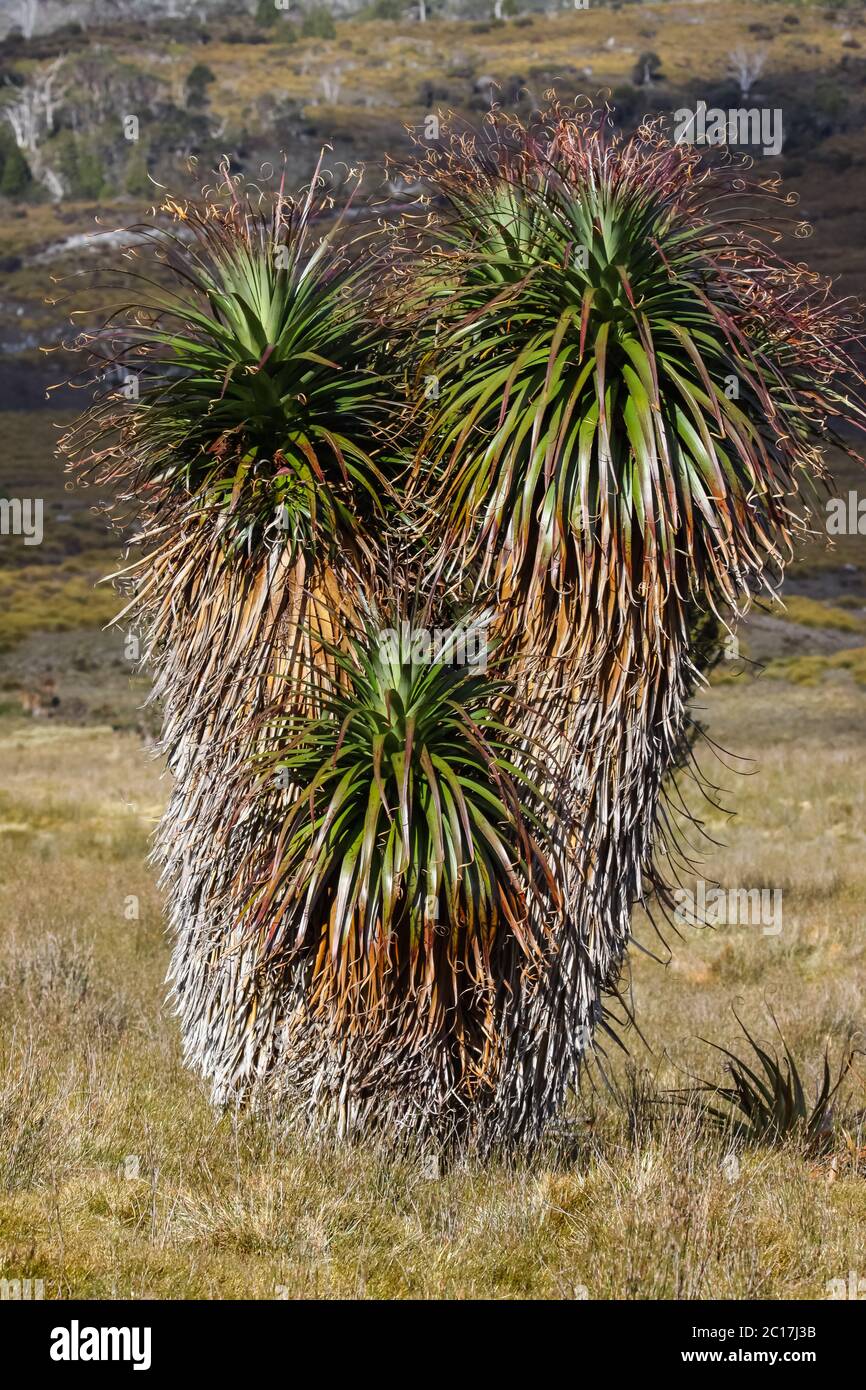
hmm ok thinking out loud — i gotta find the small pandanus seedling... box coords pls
[675,1011,858,1154]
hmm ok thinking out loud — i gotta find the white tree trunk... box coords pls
[19,0,38,40]
[3,59,68,200]
[728,47,766,101]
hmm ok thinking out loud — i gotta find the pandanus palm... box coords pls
[392,106,866,1133]
[63,167,397,1103]
[65,110,865,1149]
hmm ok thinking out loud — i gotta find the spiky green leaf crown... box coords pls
[244,618,559,1000]
[64,169,394,558]
[399,108,866,631]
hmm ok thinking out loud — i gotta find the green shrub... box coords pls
[51,132,106,199]
[124,147,152,198]
[0,144,31,198]
[301,6,337,39]
[186,63,216,109]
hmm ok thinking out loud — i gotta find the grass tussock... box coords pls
[0,560,119,652]
[764,647,866,687]
[772,594,866,634]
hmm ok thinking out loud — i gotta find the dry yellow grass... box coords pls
[0,667,864,1299]
[162,3,854,122]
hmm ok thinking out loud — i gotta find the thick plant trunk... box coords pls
[151,529,709,1149]
[483,543,715,1142]
[132,528,348,1104]
[142,533,555,1149]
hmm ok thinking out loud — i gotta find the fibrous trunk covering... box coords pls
[151,541,559,1142]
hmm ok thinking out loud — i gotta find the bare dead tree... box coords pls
[319,66,345,104]
[18,0,38,40]
[728,46,767,101]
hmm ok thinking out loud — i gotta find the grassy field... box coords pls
[0,409,864,1299]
